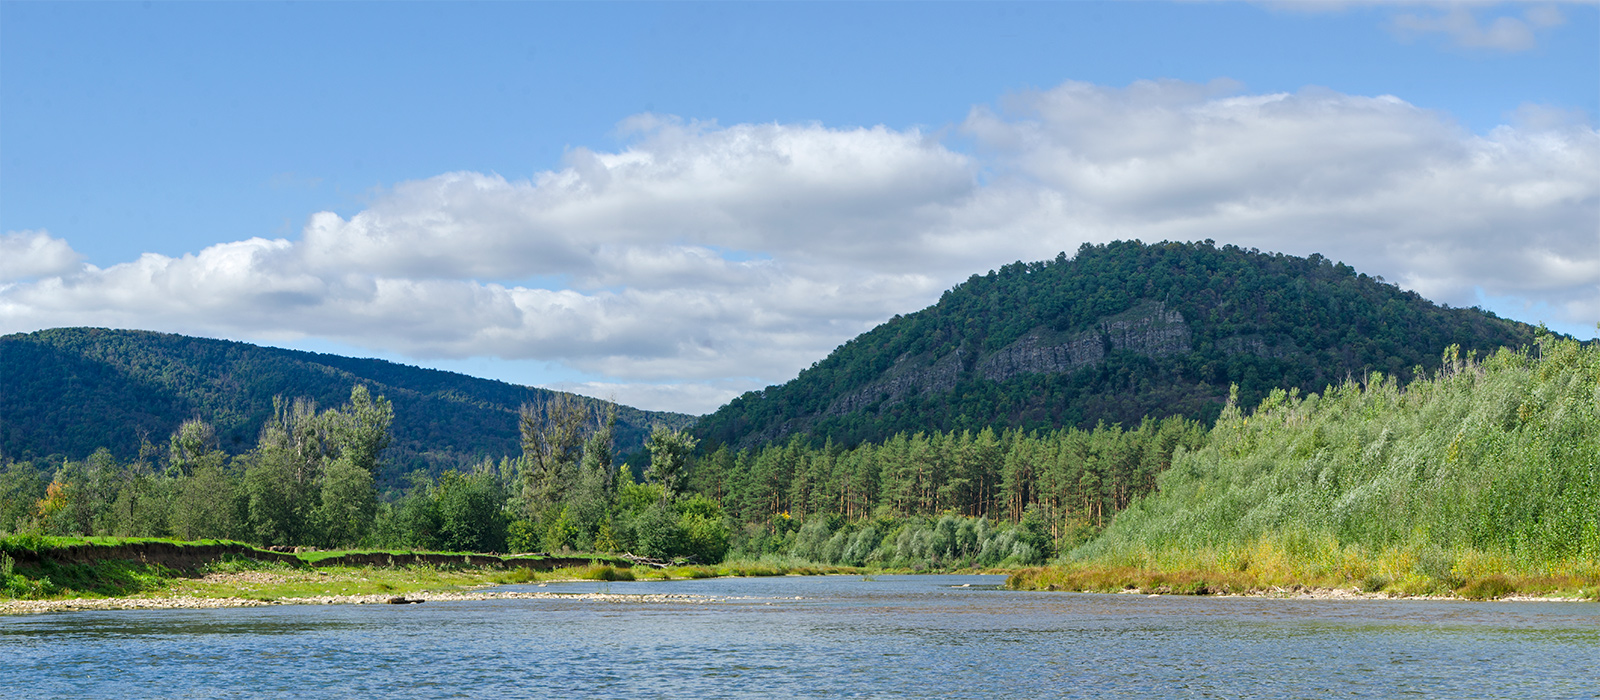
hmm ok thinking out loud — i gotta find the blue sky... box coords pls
[3,1,1596,413]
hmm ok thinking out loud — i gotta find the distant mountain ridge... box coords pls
[0,328,695,481]
[693,240,1542,450]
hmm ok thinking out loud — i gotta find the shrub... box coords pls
[1459,575,1516,600]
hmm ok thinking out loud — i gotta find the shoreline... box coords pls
[5,578,1591,616]
[0,589,737,616]
[1128,586,1592,602]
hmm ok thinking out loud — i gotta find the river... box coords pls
[3,574,1596,698]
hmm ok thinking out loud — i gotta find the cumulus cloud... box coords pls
[0,230,84,282]
[1390,4,1566,52]
[299,118,975,281]
[962,81,1599,323]
[2,81,1595,413]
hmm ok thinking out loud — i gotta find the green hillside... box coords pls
[1011,335,1600,597]
[0,328,694,480]
[694,240,1539,451]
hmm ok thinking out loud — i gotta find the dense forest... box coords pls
[0,328,694,486]
[694,240,1538,451]
[0,378,1202,568]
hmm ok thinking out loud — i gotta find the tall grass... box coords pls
[1048,337,1599,596]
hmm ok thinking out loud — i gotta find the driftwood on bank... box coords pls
[619,553,703,569]
[620,554,670,569]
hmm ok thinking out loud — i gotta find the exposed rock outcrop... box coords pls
[976,329,1103,382]
[1100,301,1190,357]
[825,343,965,417]
[818,300,1195,421]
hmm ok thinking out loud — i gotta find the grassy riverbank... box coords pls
[0,535,611,601]
[1003,539,1600,600]
[0,536,870,612]
[1009,337,1600,601]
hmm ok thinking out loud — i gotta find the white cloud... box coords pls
[961,81,1599,322]
[0,230,84,282]
[2,80,1595,414]
[1390,4,1566,52]
[299,118,975,282]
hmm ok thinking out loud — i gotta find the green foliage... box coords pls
[0,327,692,485]
[314,456,376,548]
[434,470,509,554]
[242,442,311,546]
[695,241,1538,453]
[645,426,699,498]
[0,387,402,553]
[676,495,729,563]
[169,463,243,541]
[756,513,1044,568]
[1077,337,1600,582]
[506,519,540,554]
[710,416,1204,551]
[634,501,687,559]
[542,506,579,552]
[578,563,635,581]
[390,474,445,550]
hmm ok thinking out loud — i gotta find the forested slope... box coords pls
[695,240,1540,451]
[1058,336,1599,593]
[0,328,693,476]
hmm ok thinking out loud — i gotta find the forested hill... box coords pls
[694,240,1540,451]
[0,328,694,473]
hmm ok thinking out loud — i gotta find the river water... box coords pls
[2,574,1596,698]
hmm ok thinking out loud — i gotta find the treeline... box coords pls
[1075,336,1599,585]
[691,416,1204,536]
[0,384,1204,567]
[3,386,396,550]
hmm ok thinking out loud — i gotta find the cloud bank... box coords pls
[1390,4,1567,52]
[3,81,1595,413]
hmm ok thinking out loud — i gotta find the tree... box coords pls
[436,469,509,553]
[170,462,242,541]
[323,385,393,475]
[315,456,376,547]
[392,471,443,550]
[519,395,590,521]
[645,426,698,499]
[0,461,47,533]
[167,419,223,478]
[243,446,309,546]
[568,406,618,548]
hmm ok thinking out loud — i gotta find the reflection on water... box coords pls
[2,575,1596,699]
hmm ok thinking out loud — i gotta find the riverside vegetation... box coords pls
[1010,335,1600,599]
[5,336,1594,602]
[0,534,861,611]
[1,244,1592,603]
[0,383,1197,600]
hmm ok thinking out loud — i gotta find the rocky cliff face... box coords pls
[826,342,965,416]
[825,300,1194,420]
[977,329,1103,382]
[1101,301,1191,357]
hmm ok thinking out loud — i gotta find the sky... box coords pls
[2,1,1596,415]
